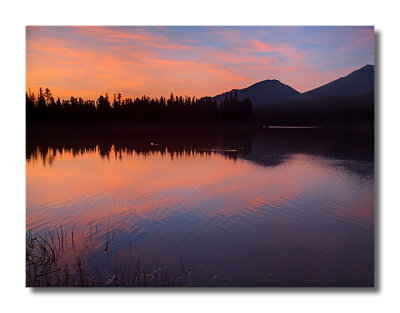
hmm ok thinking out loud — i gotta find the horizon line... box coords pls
[26,64,375,100]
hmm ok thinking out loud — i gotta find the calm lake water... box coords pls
[26,127,374,286]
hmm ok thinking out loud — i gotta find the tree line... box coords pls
[26,88,253,125]
[254,92,374,127]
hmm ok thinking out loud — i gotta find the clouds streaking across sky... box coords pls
[26,26,374,100]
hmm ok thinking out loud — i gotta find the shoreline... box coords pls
[26,122,374,132]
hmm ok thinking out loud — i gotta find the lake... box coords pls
[26,126,374,287]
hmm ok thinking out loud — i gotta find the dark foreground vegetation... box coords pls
[26,88,252,125]
[26,225,193,287]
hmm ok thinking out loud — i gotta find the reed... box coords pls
[26,225,193,287]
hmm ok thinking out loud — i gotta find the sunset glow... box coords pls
[26,26,374,100]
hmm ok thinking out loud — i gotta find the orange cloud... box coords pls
[26,26,374,98]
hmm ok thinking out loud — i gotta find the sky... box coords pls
[26,26,374,100]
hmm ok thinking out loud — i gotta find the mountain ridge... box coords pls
[302,64,374,100]
[213,79,302,108]
[212,64,374,108]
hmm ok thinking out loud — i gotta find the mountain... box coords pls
[212,65,374,109]
[302,64,374,99]
[251,65,375,126]
[213,79,302,108]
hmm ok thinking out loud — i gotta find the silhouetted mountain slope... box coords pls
[213,79,301,108]
[237,65,376,126]
[27,65,375,127]
[213,65,374,110]
[303,65,374,99]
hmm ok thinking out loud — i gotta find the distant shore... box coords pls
[26,122,374,131]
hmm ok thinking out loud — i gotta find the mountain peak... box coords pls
[250,79,283,86]
[303,65,374,99]
[361,64,374,69]
[212,65,374,108]
[213,78,301,108]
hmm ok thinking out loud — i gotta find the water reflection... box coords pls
[26,127,374,286]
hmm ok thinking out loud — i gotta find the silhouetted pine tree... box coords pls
[26,87,255,125]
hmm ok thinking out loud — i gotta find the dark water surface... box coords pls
[26,127,374,286]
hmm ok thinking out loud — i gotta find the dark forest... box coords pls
[26,88,253,125]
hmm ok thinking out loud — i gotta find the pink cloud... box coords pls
[26,26,374,98]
